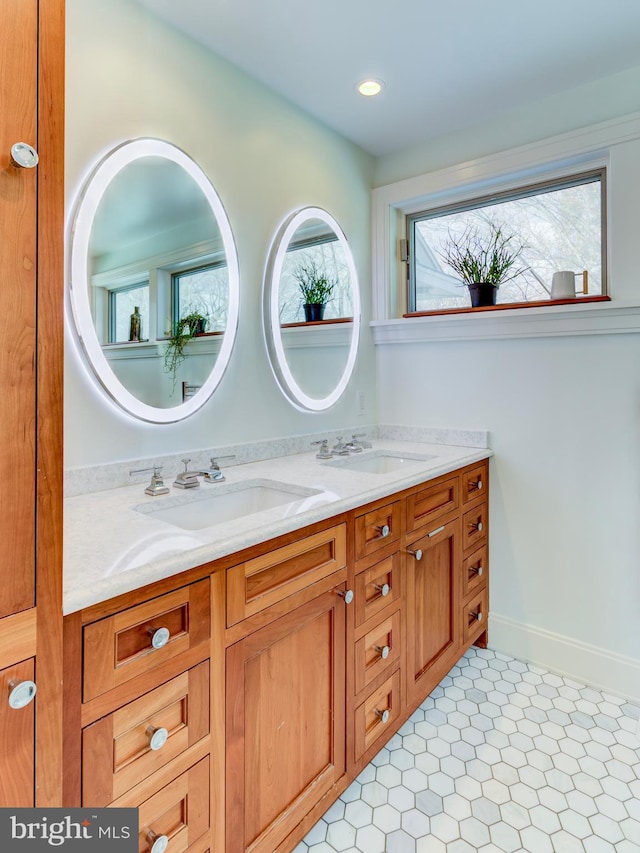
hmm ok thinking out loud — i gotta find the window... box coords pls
[109,281,149,342]
[406,170,606,313]
[172,262,228,332]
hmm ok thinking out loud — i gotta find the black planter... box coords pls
[303,303,326,322]
[468,282,497,307]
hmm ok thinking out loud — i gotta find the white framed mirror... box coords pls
[68,138,240,424]
[263,207,360,412]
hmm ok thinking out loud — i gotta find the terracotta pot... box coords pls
[468,283,497,307]
[303,303,326,322]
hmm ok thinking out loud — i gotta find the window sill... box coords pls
[372,298,640,344]
[403,295,608,318]
[279,319,353,349]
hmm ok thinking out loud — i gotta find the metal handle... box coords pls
[471,478,483,491]
[147,831,169,853]
[375,645,391,660]
[471,521,483,532]
[210,454,235,465]
[8,679,37,709]
[471,610,484,623]
[407,547,423,561]
[376,524,390,539]
[337,589,354,605]
[471,565,484,577]
[147,725,169,751]
[10,142,39,168]
[375,582,390,597]
[130,465,162,476]
[375,708,390,724]
[427,525,445,539]
[181,458,191,471]
[148,627,170,649]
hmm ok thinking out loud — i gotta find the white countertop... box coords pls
[64,439,491,614]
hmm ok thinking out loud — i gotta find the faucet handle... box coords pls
[210,454,235,467]
[181,458,192,472]
[204,454,235,483]
[129,465,170,497]
[311,439,333,459]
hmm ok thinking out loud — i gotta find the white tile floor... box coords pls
[295,648,640,853]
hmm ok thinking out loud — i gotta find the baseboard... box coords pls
[489,613,640,705]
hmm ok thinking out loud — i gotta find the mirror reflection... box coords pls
[264,207,360,411]
[69,139,239,423]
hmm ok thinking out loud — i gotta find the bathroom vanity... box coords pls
[62,444,489,853]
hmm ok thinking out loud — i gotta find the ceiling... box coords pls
[137,0,640,157]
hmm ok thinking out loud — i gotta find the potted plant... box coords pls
[293,259,336,321]
[440,223,524,307]
[163,311,208,386]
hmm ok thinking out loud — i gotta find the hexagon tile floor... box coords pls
[295,647,640,853]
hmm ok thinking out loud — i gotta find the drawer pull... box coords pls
[375,524,390,539]
[146,725,169,751]
[407,547,423,561]
[470,521,483,533]
[337,589,354,605]
[470,565,484,577]
[375,708,390,724]
[148,627,171,649]
[147,831,169,853]
[471,610,484,623]
[471,478,483,491]
[374,582,390,597]
[7,679,37,710]
[375,645,391,660]
[427,525,445,539]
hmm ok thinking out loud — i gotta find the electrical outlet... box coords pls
[356,390,366,416]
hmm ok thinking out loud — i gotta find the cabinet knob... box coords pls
[471,610,484,623]
[471,565,484,577]
[337,589,354,605]
[376,524,390,539]
[148,627,170,649]
[147,831,169,853]
[146,725,169,751]
[7,679,37,709]
[470,521,483,533]
[375,708,390,725]
[471,478,483,491]
[374,582,390,597]
[407,547,423,561]
[375,645,391,660]
[10,142,39,168]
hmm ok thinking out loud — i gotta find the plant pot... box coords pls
[303,303,326,322]
[468,283,497,307]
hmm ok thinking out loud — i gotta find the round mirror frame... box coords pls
[68,138,240,424]
[263,207,361,412]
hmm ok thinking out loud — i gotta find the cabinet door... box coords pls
[405,518,461,706]
[0,0,38,618]
[0,659,35,806]
[226,585,346,853]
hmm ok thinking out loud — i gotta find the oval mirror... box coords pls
[263,207,360,412]
[69,139,240,423]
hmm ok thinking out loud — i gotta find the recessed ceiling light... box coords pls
[357,79,384,97]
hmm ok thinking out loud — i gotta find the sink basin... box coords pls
[134,479,322,531]
[325,450,437,475]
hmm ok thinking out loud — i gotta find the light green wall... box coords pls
[65,0,375,466]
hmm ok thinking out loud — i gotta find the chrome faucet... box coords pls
[173,459,205,489]
[202,455,235,483]
[129,465,170,496]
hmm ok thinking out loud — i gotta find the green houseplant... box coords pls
[293,259,336,321]
[163,311,208,387]
[441,223,524,307]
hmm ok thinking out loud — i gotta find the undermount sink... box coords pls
[324,450,437,475]
[134,479,322,531]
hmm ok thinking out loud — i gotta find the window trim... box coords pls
[171,259,228,330]
[405,168,607,315]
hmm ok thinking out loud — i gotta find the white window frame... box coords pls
[371,112,640,342]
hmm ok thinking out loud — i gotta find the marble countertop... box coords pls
[64,439,491,614]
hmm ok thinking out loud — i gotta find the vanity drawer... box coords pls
[462,502,488,553]
[462,585,488,646]
[406,476,459,535]
[354,554,401,629]
[462,544,488,601]
[83,579,210,703]
[82,662,209,806]
[136,756,209,853]
[354,671,401,763]
[227,524,346,626]
[354,611,401,696]
[354,501,401,563]
[461,462,488,505]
